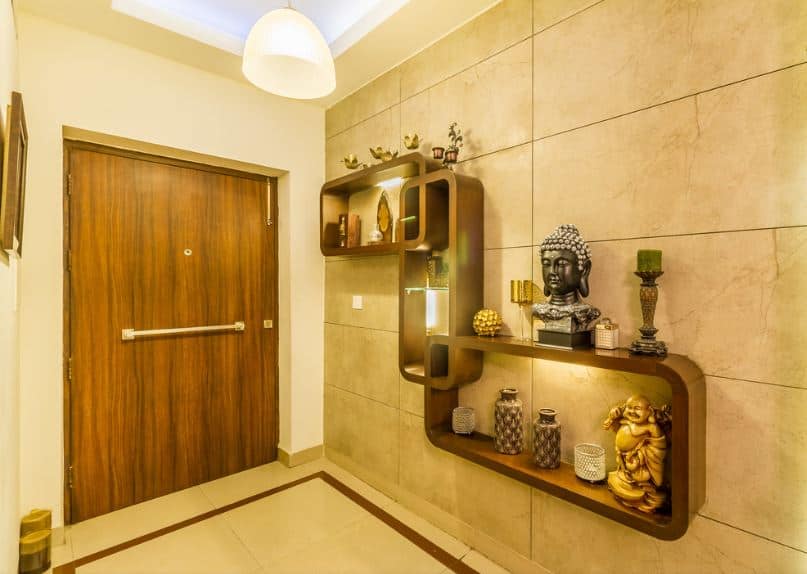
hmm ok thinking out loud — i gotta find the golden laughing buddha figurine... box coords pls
[602,395,671,513]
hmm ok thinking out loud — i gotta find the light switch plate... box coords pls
[352,295,363,310]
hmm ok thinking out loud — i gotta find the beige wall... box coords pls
[16,12,325,527]
[323,1,807,572]
[0,2,20,570]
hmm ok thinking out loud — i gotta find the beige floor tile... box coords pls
[317,459,398,511]
[75,516,259,574]
[381,503,470,559]
[50,529,73,568]
[222,478,368,567]
[462,550,512,574]
[263,515,446,574]
[198,460,324,508]
[69,486,214,559]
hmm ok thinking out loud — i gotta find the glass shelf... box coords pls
[404,286,449,293]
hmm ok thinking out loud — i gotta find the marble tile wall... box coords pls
[323,0,807,571]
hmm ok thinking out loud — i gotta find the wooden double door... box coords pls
[64,142,278,523]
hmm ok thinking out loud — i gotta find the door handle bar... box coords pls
[122,321,245,341]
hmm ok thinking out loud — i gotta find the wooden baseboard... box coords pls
[278,444,323,467]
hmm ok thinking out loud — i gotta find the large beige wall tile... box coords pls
[401,40,532,160]
[691,64,807,230]
[325,105,401,181]
[399,0,532,99]
[326,70,400,138]
[325,255,399,332]
[325,324,399,408]
[531,361,671,467]
[399,412,532,556]
[399,410,460,514]
[454,455,532,558]
[456,143,532,250]
[324,385,399,487]
[400,376,424,417]
[533,98,698,241]
[534,227,807,388]
[534,67,807,240]
[459,353,532,445]
[533,0,600,33]
[532,490,807,573]
[702,376,807,550]
[484,247,534,338]
[533,0,807,137]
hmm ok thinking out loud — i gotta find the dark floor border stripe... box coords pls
[319,472,478,574]
[54,471,479,574]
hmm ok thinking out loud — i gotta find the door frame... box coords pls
[62,139,279,524]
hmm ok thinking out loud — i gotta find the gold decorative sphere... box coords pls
[473,309,503,337]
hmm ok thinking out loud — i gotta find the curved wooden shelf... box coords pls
[320,153,441,256]
[320,158,706,540]
[424,335,706,541]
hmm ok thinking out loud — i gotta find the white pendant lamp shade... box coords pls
[242,8,336,99]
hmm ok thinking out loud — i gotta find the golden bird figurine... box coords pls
[341,154,367,170]
[369,147,398,162]
[403,133,420,150]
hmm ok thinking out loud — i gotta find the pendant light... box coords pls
[242,4,336,99]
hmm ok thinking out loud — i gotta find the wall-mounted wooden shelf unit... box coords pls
[424,334,705,540]
[319,155,706,540]
[398,170,483,385]
[320,152,440,256]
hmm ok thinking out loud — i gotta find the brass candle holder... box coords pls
[510,279,534,340]
[630,269,668,356]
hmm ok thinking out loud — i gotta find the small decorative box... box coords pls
[594,318,619,350]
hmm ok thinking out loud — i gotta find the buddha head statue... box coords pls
[539,224,593,306]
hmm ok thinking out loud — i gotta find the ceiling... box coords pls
[15,0,502,107]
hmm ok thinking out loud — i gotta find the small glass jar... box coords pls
[574,443,606,483]
[451,407,475,435]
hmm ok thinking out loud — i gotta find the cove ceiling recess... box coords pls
[110,0,412,57]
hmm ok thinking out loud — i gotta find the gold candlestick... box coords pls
[510,280,534,340]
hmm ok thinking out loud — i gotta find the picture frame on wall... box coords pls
[0,91,29,257]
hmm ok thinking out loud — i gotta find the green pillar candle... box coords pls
[637,249,662,272]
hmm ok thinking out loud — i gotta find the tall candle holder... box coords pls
[510,279,534,340]
[630,269,668,356]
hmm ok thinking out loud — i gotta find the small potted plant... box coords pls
[444,122,463,165]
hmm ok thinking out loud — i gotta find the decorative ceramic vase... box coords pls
[494,388,523,455]
[369,223,383,243]
[533,408,561,469]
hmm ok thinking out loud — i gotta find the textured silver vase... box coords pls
[494,388,523,455]
[533,408,561,469]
